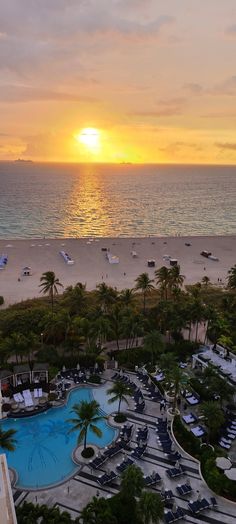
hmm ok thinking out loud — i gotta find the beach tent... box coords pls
[107,253,119,264]
[170,259,178,266]
[21,266,32,276]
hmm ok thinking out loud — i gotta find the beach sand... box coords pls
[0,236,235,307]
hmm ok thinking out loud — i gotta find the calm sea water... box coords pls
[0,162,236,238]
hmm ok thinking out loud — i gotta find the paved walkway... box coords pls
[14,370,236,523]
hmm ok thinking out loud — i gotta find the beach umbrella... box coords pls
[216,457,232,470]
[186,477,191,486]
[76,363,80,371]
[161,483,165,495]
[175,460,180,469]
[225,468,236,481]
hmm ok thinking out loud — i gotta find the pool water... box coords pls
[0,386,118,489]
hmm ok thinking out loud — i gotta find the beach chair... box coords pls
[89,455,106,469]
[176,483,192,496]
[144,472,161,486]
[167,451,182,462]
[97,471,117,486]
[164,511,175,524]
[166,466,184,479]
[210,496,218,508]
[131,444,146,459]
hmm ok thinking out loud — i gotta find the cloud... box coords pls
[0,84,96,103]
[225,24,236,37]
[210,76,236,96]
[215,142,236,151]
[130,98,185,118]
[184,83,203,94]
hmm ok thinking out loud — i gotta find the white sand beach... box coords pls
[0,235,235,307]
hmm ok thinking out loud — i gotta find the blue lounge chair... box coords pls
[116,457,134,473]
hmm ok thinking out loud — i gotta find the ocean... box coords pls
[0,162,236,238]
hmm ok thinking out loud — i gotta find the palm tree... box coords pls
[143,330,164,365]
[39,271,63,312]
[119,288,135,307]
[0,428,17,451]
[67,400,105,452]
[138,492,164,524]
[120,464,144,499]
[96,283,117,313]
[202,276,210,287]
[168,265,185,294]
[199,401,225,443]
[165,365,188,414]
[79,496,117,524]
[135,272,155,313]
[107,381,132,414]
[227,264,236,290]
[155,266,170,300]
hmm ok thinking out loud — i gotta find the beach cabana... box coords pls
[32,363,49,384]
[13,364,31,387]
[147,259,155,267]
[0,369,14,392]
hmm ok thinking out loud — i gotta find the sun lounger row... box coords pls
[59,250,74,264]
[34,388,43,398]
[166,465,185,479]
[165,507,186,523]
[0,254,8,269]
[136,426,148,443]
[182,412,198,424]
[116,457,134,473]
[144,471,161,486]
[97,470,117,485]
[131,443,147,459]
[188,497,211,515]
[176,482,192,496]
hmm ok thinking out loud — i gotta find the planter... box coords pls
[73,444,98,465]
[167,407,180,420]
[165,392,175,403]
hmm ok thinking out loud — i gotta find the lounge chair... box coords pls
[131,444,146,459]
[176,483,192,496]
[166,466,184,478]
[190,425,205,437]
[210,496,218,508]
[164,511,175,524]
[167,451,182,462]
[144,472,161,486]
[161,490,174,501]
[116,458,134,473]
[218,440,231,449]
[182,413,198,424]
[97,470,117,486]
[89,455,107,469]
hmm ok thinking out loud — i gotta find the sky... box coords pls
[1,0,236,164]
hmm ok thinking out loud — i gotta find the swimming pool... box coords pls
[0,385,118,490]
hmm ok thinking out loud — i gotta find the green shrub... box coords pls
[0,296,4,306]
[88,374,101,384]
[173,415,202,459]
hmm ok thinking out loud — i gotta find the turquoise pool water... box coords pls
[0,386,117,490]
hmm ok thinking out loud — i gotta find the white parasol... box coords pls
[225,468,236,481]
[216,457,232,470]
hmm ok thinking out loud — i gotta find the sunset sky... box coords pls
[1,0,236,164]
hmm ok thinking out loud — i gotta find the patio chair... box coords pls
[116,457,134,473]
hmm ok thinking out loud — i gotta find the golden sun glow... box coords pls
[75,128,100,153]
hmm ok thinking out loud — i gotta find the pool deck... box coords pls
[14,370,236,523]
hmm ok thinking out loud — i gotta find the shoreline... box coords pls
[0,235,235,307]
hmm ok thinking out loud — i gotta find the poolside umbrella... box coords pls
[175,460,180,469]
[186,477,191,486]
[216,457,232,470]
[225,468,236,481]
[76,363,80,371]
[97,450,102,458]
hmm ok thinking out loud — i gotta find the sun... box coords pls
[75,128,100,152]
